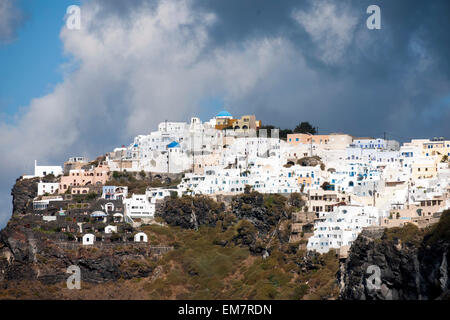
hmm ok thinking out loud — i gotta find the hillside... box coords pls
[0,178,339,300]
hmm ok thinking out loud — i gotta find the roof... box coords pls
[216,110,232,118]
[167,141,180,148]
[91,211,107,217]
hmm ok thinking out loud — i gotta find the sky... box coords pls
[0,0,449,228]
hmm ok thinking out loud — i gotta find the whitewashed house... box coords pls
[105,225,117,234]
[82,234,95,245]
[33,160,63,177]
[134,232,148,242]
[307,205,383,254]
[33,196,64,210]
[37,182,59,196]
[113,213,124,222]
[146,188,173,202]
[123,194,155,219]
[102,186,128,200]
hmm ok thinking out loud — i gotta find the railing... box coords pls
[54,241,174,254]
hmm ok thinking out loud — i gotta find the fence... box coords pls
[54,241,173,254]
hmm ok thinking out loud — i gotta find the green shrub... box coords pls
[384,223,422,245]
[424,210,450,244]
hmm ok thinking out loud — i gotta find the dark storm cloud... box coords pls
[206,0,450,139]
[94,0,450,139]
[201,0,450,73]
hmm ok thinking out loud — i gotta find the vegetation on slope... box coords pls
[138,223,339,300]
[108,171,181,194]
[1,188,340,300]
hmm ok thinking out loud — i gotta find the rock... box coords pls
[156,195,225,229]
[0,218,157,286]
[339,212,450,300]
[296,156,323,167]
[231,192,288,235]
[11,177,39,215]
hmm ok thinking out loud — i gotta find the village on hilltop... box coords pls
[22,110,450,257]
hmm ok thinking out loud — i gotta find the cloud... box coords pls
[292,0,358,65]
[1,0,450,227]
[0,0,25,43]
[0,0,305,226]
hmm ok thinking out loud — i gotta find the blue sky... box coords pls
[0,0,227,124]
[0,0,79,123]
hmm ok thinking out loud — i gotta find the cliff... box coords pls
[0,215,159,285]
[0,179,340,300]
[11,177,39,215]
[1,177,163,296]
[339,210,450,300]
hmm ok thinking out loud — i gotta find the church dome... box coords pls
[216,110,232,118]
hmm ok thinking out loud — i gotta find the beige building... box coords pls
[214,110,261,132]
[290,211,316,245]
[404,138,450,161]
[381,193,448,228]
[59,164,110,194]
[287,133,353,150]
[411,159,438,180]
[232,115,261,131]
[422,139,450,160]
[307,189,351,213]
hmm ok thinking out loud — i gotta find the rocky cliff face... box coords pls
[157,192,292,255]
[0,178,163,289]
[11,177,39,215]
[156,195,225,229]
[0,218,158,286]
[339,212,450,300]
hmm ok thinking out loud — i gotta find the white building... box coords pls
[33,160,63,177]
[307,205,383,254]
[350,138,400,151]
[134,232,148,242]
[105,225,117,234]
[33,196,64,210]
[82,234,95,245]
[68,156,88,163]
[102,186,128,200]
[37,182,59,196]
[146,188,173,202]
[106,115,225,174]
[123,194,155,219]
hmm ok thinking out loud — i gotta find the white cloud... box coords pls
[292,0,358,65]
[0,0,312,226]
